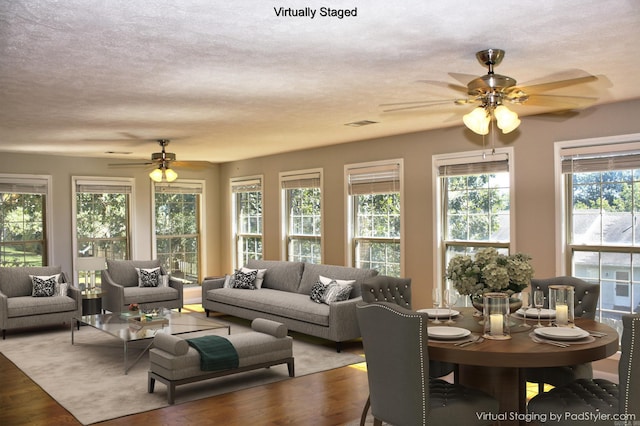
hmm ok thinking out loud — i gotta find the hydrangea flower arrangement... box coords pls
[445,247,534,298]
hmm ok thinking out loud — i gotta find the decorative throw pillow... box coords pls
[223,273,235,288]
[232,269,258,290]
[318,274,356,287]
[309,279,328,303]
[30,275,58,297]
[322,282,353,304]
[241,267,267,288]
[56,282,69,297]
[159,274,169,287]
[136,267,161,287]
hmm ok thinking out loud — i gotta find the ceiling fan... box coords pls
[109,139,210,182]
[381,48,600,135]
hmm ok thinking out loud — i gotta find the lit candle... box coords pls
[556,304,568,325]
[490,313,503,335]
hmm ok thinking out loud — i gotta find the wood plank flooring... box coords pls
[0,344,370,426]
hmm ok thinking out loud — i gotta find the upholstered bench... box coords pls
[148,318,294,404]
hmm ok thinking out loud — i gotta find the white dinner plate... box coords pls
[417,308,460,319]
[534,327,590,341]
[427,326,471,340]
[515,308,556,319]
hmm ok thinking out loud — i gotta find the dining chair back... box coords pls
[527,314,640,424]
[356,302,498,426]
[527,276,600,392]
[531,276,600,319]
[360,275,412,309]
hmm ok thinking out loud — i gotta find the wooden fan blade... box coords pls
[514,74,598,95]
[108,161,154,167]
[416,80,468,94]
[381,100,464,112]
[380,99,458,107]
[511,93,599,108]
[171,161,212,169]
[448,72,478,86]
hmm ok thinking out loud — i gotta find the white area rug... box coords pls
[0,314,364,425]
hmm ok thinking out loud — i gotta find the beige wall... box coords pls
[1,98,639,308]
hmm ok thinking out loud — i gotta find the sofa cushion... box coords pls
[298,263,378,298]
[122,286,179,305]
[106,259,161,287]
[246,260,304,293]
[7,295,77,318]
[206,288,330,326]
[0,266,63,297]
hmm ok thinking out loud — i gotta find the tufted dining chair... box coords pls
[358,276,457,425]
[527,313,640,425]
[525,276,600,393]
[356,302,499,426]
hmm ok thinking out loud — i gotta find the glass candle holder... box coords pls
[483,292,511,340]
[549,285,575,327]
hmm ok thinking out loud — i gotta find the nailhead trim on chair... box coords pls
[360,303,427,422]
[624,316,639,414]
[368,285,410,308]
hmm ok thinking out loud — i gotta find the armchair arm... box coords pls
[202,276,225,296]
[0,291,8,329]
[328,296,363,341]
[101,270,126,313]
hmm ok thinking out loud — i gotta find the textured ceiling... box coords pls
[1,0,639,164]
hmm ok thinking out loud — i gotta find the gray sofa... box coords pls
[202,259,378,351]
[0,266,81,339]
[102,259,184,313]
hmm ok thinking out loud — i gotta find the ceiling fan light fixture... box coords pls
[164,168,178,182]
[149,167,178,182]
[149,168,164,182]
[494,105,521,134]
[463,107,490,135]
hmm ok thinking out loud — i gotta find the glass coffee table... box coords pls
[72,309,230,374]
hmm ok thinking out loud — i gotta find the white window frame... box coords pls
[554,133,640,274]
[279,168,324,263]
[230,175,263,269]
[0,174,53,265]
[151,179,205,283]
[433,148,516,291]
[71,176,135,283]
[344,159,404,276]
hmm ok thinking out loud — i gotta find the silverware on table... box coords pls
[458,337,485,347]
[532,336,570,348]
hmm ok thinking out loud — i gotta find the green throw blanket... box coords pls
[186,335,239,371]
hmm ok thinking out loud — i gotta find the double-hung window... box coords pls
[73,177,133,263]
[231,176,263,268]
[346,160,402,276]
[280,169,322,264]
[434,149,513,289]
[153,181,203,285]
[559,135,640,333]
[0,175,51,267]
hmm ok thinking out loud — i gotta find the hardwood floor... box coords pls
[0,344,370,426]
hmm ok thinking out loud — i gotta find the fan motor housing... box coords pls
[152,152,176,162]
[467,73,517,96]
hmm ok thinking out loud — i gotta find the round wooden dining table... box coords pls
[426,307,619,426]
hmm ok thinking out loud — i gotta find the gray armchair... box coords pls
[357,302,498,425]
[102,259,183,313]
[0,266,81,339]
[525,276,600,393]
[527,313,639,425]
